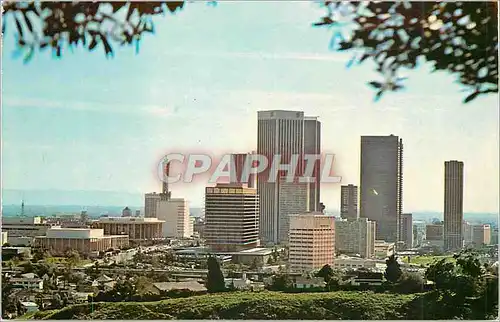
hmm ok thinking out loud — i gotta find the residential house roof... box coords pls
[153,281,207,292]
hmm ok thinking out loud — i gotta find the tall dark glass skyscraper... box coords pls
[360,135,403,242]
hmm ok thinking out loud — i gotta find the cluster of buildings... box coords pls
[198,110,496,273]
[2,109,496,273]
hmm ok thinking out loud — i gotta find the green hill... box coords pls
[25,291,433,320]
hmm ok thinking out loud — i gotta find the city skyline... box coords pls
[2,1,498,213]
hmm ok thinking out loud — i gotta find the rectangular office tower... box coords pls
[360,135,403,242]
[304,117,321,212]
[257,110,321,245]
[444,160,464,251]
[399,213,413,250]
[229,152,256,188]
[204,184,260,252]
[340,184,358,220]
[289,212,335,272]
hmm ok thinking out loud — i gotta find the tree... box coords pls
[2,1,497,101]
[206,256,225,293]
[424,250,498,319]
[268,273,292,292]
[385,255,402,283]
[1,275,17,317]
[1,2,186,60]
[395,272,424,294]
[315,1,498,102]
[316,264,334,283]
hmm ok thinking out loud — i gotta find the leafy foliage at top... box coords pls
[315,1,498,102]
[385,255,402,283]
[1,1,185,61]
[206,256,226,293]
[424,250,499,319]
[1,1,498,102]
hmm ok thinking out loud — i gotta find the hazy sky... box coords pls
[2,2,498,212]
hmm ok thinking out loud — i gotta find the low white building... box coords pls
[20,302,39,314]
[2,231,8,245]
[293,277,325,289]
[10,273,44,290]
[333,256,377,270]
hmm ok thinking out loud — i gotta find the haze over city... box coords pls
[2,1,498,213]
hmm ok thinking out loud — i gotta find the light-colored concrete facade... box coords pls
[333,255,377,270]
[278,177,310,245]
[144,193,162,218]
[472,224,491,246]
[340,184,358,220]
[335,218,376,258]
[229,153,256,188]
[92,217,164,241]
[2,216,54,238]
[360,135,403,243]
[257,110,321,245]
[444,160,464,251]
[289,212,335,272]
[463,221,473,245]
[34,227,129,256]
[2,231,8,245]
[399,213,413,250]
[157,198,192,238]
[204,184,260,252]
[304,117,321,213]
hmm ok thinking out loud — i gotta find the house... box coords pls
[350,271,384,286]
[10,288,41,304]
[19,302,39,314]
[72,292,94,303]
[153,280,207,293]
[96,275,114,283]
[293,277,325,289]
[102,281,116,291]
[10,273,44,290]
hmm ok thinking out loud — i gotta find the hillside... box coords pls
[25,291,435,320]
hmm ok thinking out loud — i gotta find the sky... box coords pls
[2,2,499,213]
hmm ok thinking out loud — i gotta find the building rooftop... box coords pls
[97,217,165,223]
[233,248,273,256]
[153,281,207,292]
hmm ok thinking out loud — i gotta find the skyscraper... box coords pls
[340,184,358,220]
[335,217,376,258]
[257,110,321,245]
[443,160,464,251]
[204,184,260,252]
[360,135,403,242]
[399,213,413,250]
[304,117,321,212]
[289,212,335,272]
[277,177,310,244]
[144,193,161,218]
[157,198,192,238]
[472,224,491,247]
[229,152,256,188]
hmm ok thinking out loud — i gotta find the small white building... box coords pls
[333,256,377,270]
[225,273,252,290]
[20,301,39,313]
[293,277,325,289]
[10,273,44,290]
